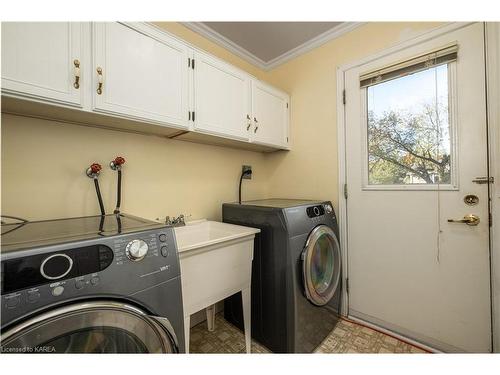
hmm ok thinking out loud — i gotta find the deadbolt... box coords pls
[463,194,479,206]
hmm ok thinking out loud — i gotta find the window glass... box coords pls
[367,64,451,185]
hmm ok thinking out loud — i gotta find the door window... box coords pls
[364,61,457,189]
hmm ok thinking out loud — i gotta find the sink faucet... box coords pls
[164,214,191,227]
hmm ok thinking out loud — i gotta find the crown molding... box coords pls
[181,22,269,69]
[181,22,365,71]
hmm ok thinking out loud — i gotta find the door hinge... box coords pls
[342,89,346,105]
[191,59,195,69]
[343,183,348,199]
[345,278,349,294]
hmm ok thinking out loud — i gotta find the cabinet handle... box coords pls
[96,67,103,95]
[254,125,259,133]
[73,59,80,89]
[253,117,258,132]
[254,117,258,123]
[247,123,251,131]
[246,115,251,130]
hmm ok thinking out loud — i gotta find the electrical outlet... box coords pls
[242,165,252,179]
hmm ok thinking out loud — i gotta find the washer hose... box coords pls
[86,163,105,216]
[94,178,105,217]
[110,157,126,214]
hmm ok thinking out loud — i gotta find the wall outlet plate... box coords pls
[242,165,252,179]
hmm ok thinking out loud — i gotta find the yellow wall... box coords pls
[1,114,270,221]
[1,22,443,223]
[262,22,443,211]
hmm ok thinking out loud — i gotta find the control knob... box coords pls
[126,239,149,261]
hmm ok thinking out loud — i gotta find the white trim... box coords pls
[485,22,500,353]
[181,22,364,71]
[336,68,349,317]
[264,22,365,70]
[181,22,268,69]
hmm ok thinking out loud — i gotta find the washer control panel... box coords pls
[1,245,114,295]
[1,226,180,327]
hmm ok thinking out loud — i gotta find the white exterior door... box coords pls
[251,80,289,148]
[343,23,491,352]
[193,51,250,140]
[1,22,84,107]
[92,22,189,129]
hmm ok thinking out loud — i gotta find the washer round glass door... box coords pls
[302,225,341,306]
[0,301,177,353]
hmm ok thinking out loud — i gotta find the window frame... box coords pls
[360,61,460,191]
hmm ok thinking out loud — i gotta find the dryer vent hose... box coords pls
[239,169,252,204]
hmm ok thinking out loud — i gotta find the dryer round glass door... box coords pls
[0,301,178,353]
[302,225,341,306]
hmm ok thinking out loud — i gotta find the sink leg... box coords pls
[242,287,251,354]
[184,314,190,353]
[206,304,216,332]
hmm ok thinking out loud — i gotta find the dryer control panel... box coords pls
[306,205,325,218]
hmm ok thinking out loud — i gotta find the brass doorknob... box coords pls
[447,214,480,226]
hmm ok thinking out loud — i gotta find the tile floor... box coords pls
[189,313,426,354]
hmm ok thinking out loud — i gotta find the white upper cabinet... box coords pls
[1,22,84,107]
[1,22,290,151]
[92,22,190,129]
[251,80,289,148]
[193,51,251,140]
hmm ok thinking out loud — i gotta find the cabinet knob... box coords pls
[96,67,103,95]
[73,59,80,89]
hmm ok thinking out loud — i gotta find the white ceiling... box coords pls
[182,22,363,70]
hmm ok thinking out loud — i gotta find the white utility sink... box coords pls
[174,220,259,353]
[175,220,259,253]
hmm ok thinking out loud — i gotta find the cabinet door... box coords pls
[1,22,84,107]
[92,23,189,129]
[193,51,250,140]
[251,80,289,148]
